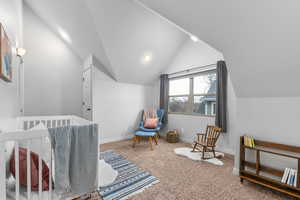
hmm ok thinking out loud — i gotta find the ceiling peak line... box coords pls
[132,0,195,38]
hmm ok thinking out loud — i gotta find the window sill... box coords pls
[168,112,215,118]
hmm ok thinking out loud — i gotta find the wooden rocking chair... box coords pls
[191,125,222,160]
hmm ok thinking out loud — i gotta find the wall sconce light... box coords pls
[16,48,26,63]
[17,48,26,57]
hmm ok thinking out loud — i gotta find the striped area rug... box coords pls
[98,151,159,200]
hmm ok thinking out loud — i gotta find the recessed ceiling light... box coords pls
[144,55,151,62]
[190,35,199,42]
[142,52,153,64]
[58,27,72,44]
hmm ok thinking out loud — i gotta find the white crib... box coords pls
[0,115,99,200]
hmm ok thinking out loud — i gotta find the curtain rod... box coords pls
[168,63,217,76]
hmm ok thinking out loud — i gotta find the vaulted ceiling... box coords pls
[24,0,300,97]
[25,0,188,84]
[139,0,300,97]
[25,0,116,79]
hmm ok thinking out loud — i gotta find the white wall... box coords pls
[154,39,237,155]
[233,97,300,172]
[23,5,82,116]
[0,0,23,129]
[165,39,223,74]
[25,0,115,80]
[93,67,154,144]
[86,0,188,85]
[140,0,300,98]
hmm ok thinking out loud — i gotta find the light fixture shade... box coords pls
[16,48,26,57]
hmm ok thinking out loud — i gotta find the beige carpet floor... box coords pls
[77,139,295,200]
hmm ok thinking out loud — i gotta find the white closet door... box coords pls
[82,68,93,120]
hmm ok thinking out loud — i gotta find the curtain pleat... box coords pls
[215,61,227,132]
[159,74,169,123]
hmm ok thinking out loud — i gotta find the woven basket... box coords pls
[166,130,179,143]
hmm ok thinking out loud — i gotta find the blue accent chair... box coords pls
[139,109,165,133]
[133,109,165,150]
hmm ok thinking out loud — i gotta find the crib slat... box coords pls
[0,142,6,200]
[26,141,31,200]
[31,121,35,129]
[24,121,27,130]
[38,139,42,200]
[15,142,20,200]
[49,139,52,200]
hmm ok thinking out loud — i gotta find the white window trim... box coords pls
[212,102,216,116]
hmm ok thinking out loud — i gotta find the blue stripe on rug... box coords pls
[98,151,159,200]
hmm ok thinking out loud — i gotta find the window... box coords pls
[212,102,216,115]
[168,78,189,113]
[168,70,216,116]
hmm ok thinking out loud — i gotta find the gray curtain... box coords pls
[159,74,169,123]
[215,61,227,132]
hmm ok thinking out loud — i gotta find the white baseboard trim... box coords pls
[100,135,132,144]
[232,167,239,176]
[216,147,235,156]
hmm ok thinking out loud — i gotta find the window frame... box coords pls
[211,102,216,116]
[168,69,216,117]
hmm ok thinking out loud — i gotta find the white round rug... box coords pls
[99,159,118,187]
[174,147,224,166]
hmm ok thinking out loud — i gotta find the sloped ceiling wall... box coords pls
[86,0,188,84]
[25,0,188,85]
[139,0,300,97]
[25,0,116,79]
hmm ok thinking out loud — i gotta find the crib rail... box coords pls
[0,130,52,200]
[0,115,96,200]
[19,115,93,130]
[19,115,74,130]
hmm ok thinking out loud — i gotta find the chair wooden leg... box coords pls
[133,136,137,148]
[202,147,206,160]
[157,131,160,138]
[154,135,158,145]
[212,147,216,158]
[137,136,141,143]
[149,137,153,150]
[191,142,198,152]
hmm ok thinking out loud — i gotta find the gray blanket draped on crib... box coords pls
[48,124,98,195]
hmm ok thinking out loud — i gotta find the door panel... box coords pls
[82,68,92,120]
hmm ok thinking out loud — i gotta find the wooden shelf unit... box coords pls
[240,136,300,198]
